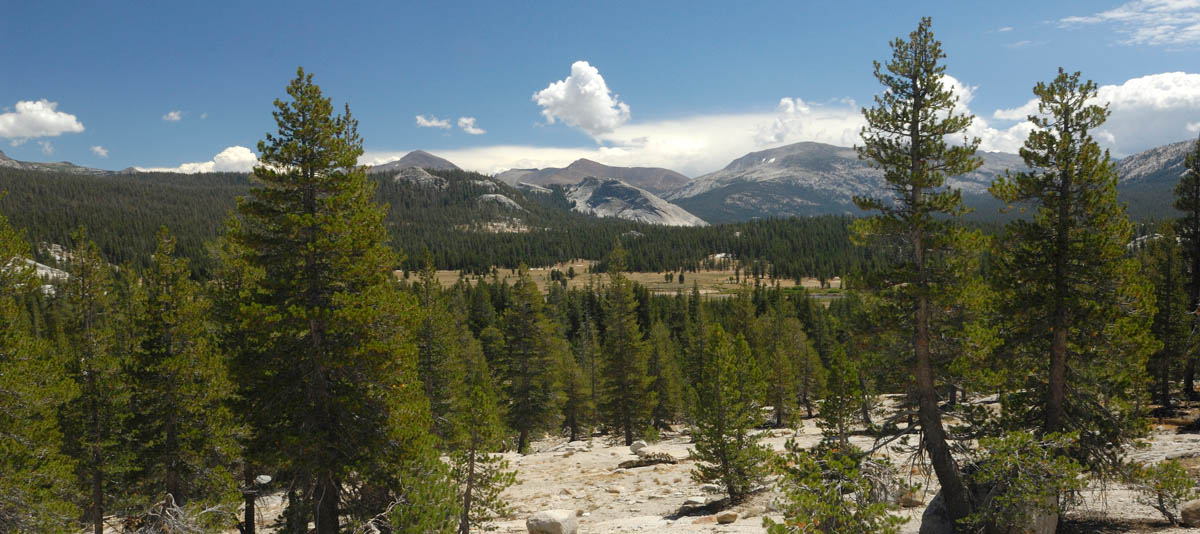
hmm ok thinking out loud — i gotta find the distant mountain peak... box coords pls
[564,177,706,227]
[367,150,460,174]
[496,159,691,195]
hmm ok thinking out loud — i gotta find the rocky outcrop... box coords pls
[526,509,578,534]
[563,177,706,227]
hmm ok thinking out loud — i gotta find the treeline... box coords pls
[0,165,880,280]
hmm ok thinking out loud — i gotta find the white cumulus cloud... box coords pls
[533,60,631,138]
[137,146,258,174]
[992,72,1200,156]
[415,115,451,129]
[162,110,183,122]
[1060,0,1200,46]
[0,100,85,143]
[458,117,486,135]
[90,145,108,158]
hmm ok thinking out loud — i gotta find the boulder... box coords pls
[1182,499,1200,527]
[527,509,578,534]
[897,489,925,508]
[630,440,648,454]
[920,491,1056,534]
[716,511,739,524]
[683,496,706,507]
[700,483,723,494]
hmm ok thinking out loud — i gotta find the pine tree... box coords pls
[500,266,564,453]
[1174,134,1200,399]
[647,321,684,429]
[1140,226,1191,412]
[989,69,1156,477]
[415,251,457,441]
[853,16,981,522]
[228,68,455,534]
[785,317,825,420]
[126,227,236,508]
[690,325,769,503]
[447,331,515,534]
[600,243,656,445]
[57,229,129,534]
[0,210,76,533]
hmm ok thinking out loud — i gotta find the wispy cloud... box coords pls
[38,141,53,155]
[162,110,183,122]
[90,145,108,158]
[1060,0,1200,46]
[415,114,451,129]
[457,117,486,135]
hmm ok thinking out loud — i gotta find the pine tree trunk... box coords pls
[243,463,256,534]
[459,443,476,534]
[315,475,339,534]
[92,465,103,534]
[1047,167,1072,434]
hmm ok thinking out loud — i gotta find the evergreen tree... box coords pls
[57,229,129,534]
[853,16,981,523]
[784,317,825,420]
[126,227,236,508]
[1143,227,1191,411]
[415,251,457,441]
[1174,134,1200,399]
[228,68,455,534]
[500,266,563,453]
[446,331,515,534]
[0,210,76,533]
[690,325,769,503]
[599,243,655,445]
[647,321,684,429]
[989,69,1156,477]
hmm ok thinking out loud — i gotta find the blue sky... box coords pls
[2,0,1198,176]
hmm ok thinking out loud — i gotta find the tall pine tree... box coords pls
[228,68,455,534]
[0,210,76,533]
[599,243,655,445]
[58,229,129,534]
[853,17,981,523]
[126,227,237,508]
[989,69,1156,477]
[500,266,564,453]
[1174,134,1200,399]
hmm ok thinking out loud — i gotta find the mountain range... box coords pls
[495,158,690,195]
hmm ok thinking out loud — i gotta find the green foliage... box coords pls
[764,441,907,534]
[989,69,1156,477]
[1141,226,1192,410]
[963,433,1084,531]
[1174,134,1200,398]
[647,321,684,429]
[500,266,565,453]
[1128,459,1198,525]
[228,68,455,533]
[818,344,861,446]
[690,325,769,503]
[0,209,77,533]
[446,332,515,533]
[853,16,982,524]
[126,227,236,509]
[57,228,132,533]
[600,243,656,445]
[414,253,459,441]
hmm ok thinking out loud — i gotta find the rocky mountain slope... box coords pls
[664,142,1026,223]
[563,177,706,227]
[367,150,460,174]
[0,150,111,175]
[497,159,690,195]
[1117,138,1197,184]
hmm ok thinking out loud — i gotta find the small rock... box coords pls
[692,515,717,525]
[716,511,738,524]
[630,440,648,454]
[700,483,722,494]
[526,509,578,534]
[683,496,706,506]
[606,485,625,494]
[1182,499,1200,527]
